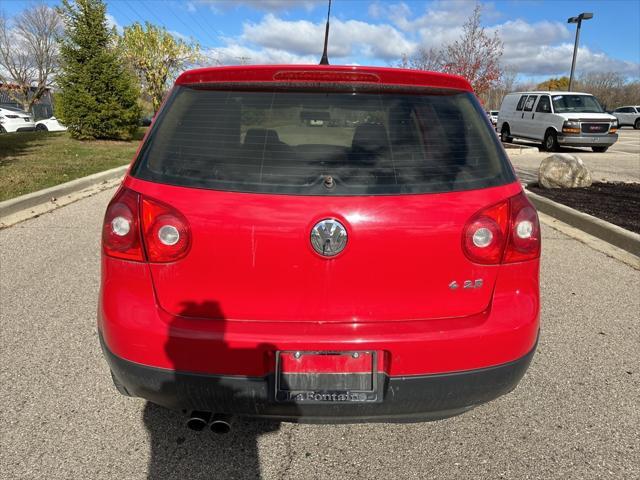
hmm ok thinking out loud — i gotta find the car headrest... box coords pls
[351,124,390,155]
[388,106,415,146]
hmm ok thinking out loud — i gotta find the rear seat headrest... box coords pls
[351,123,390,155]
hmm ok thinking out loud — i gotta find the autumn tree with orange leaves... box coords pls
[400,4,504,96]
[442,5,503,95]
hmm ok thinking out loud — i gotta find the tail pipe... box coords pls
[186,411,211,431]
[210,414,232,434]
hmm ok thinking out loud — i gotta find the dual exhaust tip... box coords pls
[186,411,232,434]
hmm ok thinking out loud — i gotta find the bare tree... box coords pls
[576,72,627,110]
[501,66,517,92]
[481,65,518,110]
[0,4,62,112]
[398,48,445,71]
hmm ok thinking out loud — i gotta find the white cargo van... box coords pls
[497,91,618,152]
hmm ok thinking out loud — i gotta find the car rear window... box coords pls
[131,85,515,195]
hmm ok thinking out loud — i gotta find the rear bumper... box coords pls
[102,333,537,423]
[557,133,617,146]
[99,257,540,377]
[1,124,36,132]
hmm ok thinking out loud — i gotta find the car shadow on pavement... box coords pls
[143,300,285,480]
[143,404,278,479]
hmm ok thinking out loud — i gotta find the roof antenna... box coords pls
[319,0,332,65]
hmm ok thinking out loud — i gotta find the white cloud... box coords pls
[493,19,639,77]
[169,29,193,43]
[371,1,499,32]
[206,45,318,66]
[497,19,570,45]
[503,42,640,77]
[240,14,416,61]
[188,1,639,79]
[105,13,122,34]
[362,1,638,78]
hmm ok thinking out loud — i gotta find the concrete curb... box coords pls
[502,143,539,155]
[525,187,640,257]
[0,165,128,219]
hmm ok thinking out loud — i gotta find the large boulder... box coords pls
[538,153,592,189]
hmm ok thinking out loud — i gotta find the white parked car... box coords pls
[35,116,68,132]
[487,110,499,127]
[0,106,35,133]
[612,106,640,129]
[497,91,618,152]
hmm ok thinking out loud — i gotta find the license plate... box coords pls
[275,351,380,403]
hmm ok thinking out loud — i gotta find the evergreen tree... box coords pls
[56,0,140,140]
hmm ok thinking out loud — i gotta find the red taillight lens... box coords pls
[462,200,510,264]
[463,192,540,265]
[504,192,541,263]
[102,187,144,261]
[141,197,191,263]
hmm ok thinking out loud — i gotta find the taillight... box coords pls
[141,197,191,263]
[102,187,144,261]
[503,192,541,263]
[102,188,191,263]
[462,200,509,264]
[463,192,540,265]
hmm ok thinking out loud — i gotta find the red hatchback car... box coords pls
[99,65,540,428]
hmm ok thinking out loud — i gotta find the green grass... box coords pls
[0,129,146,202]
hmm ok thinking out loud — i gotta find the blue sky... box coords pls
[3,0,639,81]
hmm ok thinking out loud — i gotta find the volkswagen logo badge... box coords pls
[310,219,348,257]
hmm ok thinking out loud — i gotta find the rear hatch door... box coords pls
[129,83,518,322]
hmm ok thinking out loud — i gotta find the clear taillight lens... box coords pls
[141,198,191,263]
[102,188,144,261]
[462,201,509,264]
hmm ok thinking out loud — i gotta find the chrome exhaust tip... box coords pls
[186,411,211,431]
[210,414,232,434]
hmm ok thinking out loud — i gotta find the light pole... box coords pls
[567,12,593,91]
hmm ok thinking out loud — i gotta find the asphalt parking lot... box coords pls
[508,128,640,184]
[611,128,640,155]
[1,188,639,480]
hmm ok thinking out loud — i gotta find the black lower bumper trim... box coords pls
[101,334,537,423]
